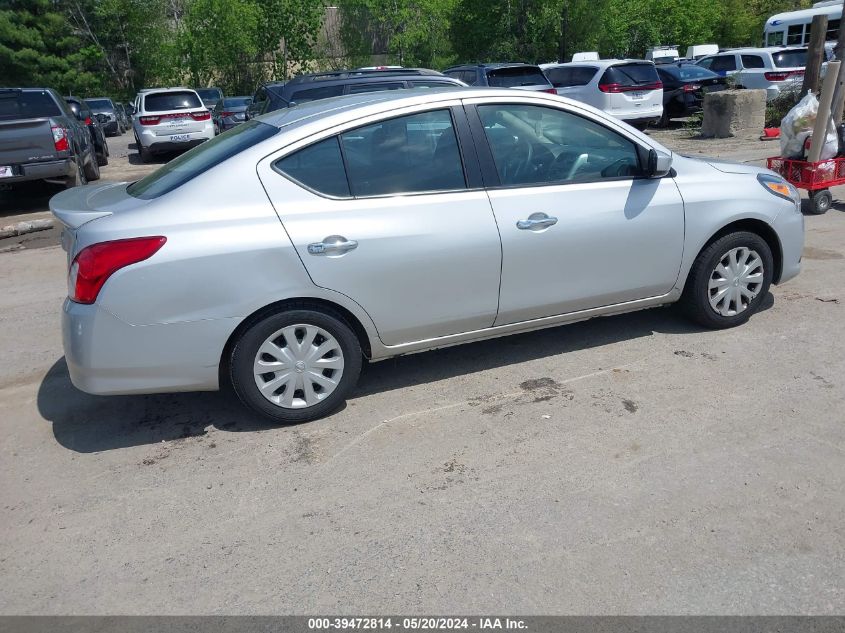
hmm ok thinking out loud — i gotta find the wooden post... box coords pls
[801,14,829,96]
[807,60,840,163]
[829,16,845,125]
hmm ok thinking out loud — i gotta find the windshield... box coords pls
[144,91,202,112]
[487,66,550,87]
[85,99,113,110]
[0,90,61,119]
[127,120,278,199]
[223,97,251,107]
[196,88,223,101]
[773,49,808,68]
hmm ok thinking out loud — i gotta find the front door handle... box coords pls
[516,213,558,231]
[307,235,358,256]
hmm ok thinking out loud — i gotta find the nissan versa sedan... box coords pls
[51,89,804,424]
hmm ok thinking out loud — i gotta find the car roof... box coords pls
[446,62,541,70]
[709,46,806,55]
[140,87,196,94]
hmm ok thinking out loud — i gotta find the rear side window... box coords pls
[143,91,202,112]
[276,137,350,198]
[741,55,765,69]
[346,82,405,94]
[486,66,549,87]
[599,63,659,86]
[773,49,808,68]
[0,90,61,119]
[127,120,278,199]
[545,66,597,87]
[289,85,344,104]
[340,109,465,197]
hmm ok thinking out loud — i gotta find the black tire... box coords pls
[810,189,832,215]
[229,308,363,424]
[680,231,774,329]
[83,147,100,181]
[65,157,86,189]
[139,144,151,163]
[97,140,109,166]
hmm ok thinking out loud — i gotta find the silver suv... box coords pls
[51,89,804,423]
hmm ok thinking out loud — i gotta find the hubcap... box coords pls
[708,247,764,316]
[252,324,344,409]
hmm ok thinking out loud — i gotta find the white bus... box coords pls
[764,0,841,48]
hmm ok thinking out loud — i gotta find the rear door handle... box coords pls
[307,235,358,256]
[516,213,558,230]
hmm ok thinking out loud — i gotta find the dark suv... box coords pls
[247,68,466,118]
[443,63,555,92]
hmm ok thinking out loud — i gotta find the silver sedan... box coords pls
[51,89,804,423]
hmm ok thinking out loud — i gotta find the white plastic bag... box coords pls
[780,91,838,160]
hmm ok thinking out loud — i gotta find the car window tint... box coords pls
[741,55,765,69]
[787,24,804,45]
[289,85,345,104]
[127,120,278,200]
[340,109,466,197]
[827,19,840,41]
[674,65,719,80]
[710,55,737,72]
[85,99,113,109]
[545,66,597,87]
[773,49,807,68]
[143,91,202,112]
[0,90,62,119]
[346,82,405,94]
[486,66,549,87]
[600,63,660,86]
[477,104,641,186]
[276,137,350,198]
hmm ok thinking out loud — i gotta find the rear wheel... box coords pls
[83,147,100,181]
[65,156,86,189]
[229,308,363,424]
[680,231,773,329]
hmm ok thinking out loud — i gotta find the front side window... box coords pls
[340,109,466,197]
[477,104,641,186]
[127,120,278,199]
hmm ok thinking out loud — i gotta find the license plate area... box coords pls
[170,134,190,142]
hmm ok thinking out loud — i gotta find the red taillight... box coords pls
[221,111,234,117]
[764,70,803,81]
[51,126,69,152]
[191,111,211,121]
[599,81,662,93]
[69,237,167,304]
[84,117,92,125]
[542,88,557,94]
[139,115,161,125]
[683,83,701,92]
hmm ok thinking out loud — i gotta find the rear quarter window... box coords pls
[126,120,278,200]
[143,91,202,112]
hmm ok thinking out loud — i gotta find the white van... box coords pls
[764,0,841,48]
[686,44,719,60]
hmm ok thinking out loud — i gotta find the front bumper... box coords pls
[773,204,804,284]
[0,159,74,184]
[62,299,239,395]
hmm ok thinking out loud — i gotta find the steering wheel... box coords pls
[548,151,589,181]
[506,135,534,183]
[601,158,635,178]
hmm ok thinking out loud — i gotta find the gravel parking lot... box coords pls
[0,128,843,614]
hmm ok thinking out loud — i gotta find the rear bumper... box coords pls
[137,124,215,153]
[146,139,208,154]
[0,159,73,184]
[62,299,238,395]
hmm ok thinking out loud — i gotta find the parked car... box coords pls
[695,47,810,101]
[51,88,803,424]
[64,96,109,166]
[443,63,555,92]
[132,87,214,162]
[196,87,224,110]
[212,96,252,134]
[247,69,465,118]
[541,60,663,128]
[120,102,135,123]
[0,87,99,188]
[83,98,122,136]
[654,64,727,125]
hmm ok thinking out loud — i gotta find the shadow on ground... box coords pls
[0,182,64,217]
[38,298,774,454]
[127,141,173,165]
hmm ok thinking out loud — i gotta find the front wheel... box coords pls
[229,308,363,424]
[680,231,773,329]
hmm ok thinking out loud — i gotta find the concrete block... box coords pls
[701,89,767,138]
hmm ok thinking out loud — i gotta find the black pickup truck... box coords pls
[0,88,100,189]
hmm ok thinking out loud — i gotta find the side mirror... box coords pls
[96,113,108,124]
[647,148,672,177]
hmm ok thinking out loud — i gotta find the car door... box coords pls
[464,98,685,325]
[257,104,503,346]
